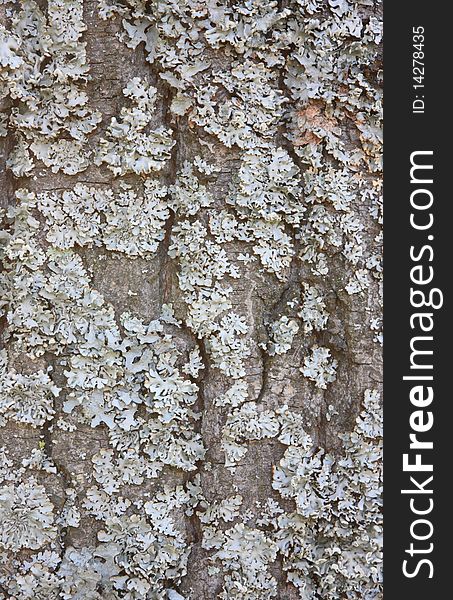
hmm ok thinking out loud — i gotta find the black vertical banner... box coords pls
[384,1,451,597]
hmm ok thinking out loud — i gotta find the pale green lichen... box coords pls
[36,181,169,255]
[0,0,382,597]
[300,345,338,389]
[272,390,382,598]
[267,315,299,356]
[1,0,101,175]
[0,477,57,551]
[96,78,175,176]
[0,352,60,427]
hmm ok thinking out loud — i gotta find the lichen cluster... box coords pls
[1,0,101,175]
[0,0,382,598]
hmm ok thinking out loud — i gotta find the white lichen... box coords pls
[96,78,175,176]
[0,478,57,551]
[300,345,338,389]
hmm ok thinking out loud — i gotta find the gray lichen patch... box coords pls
[0,0,382,598]
[95,78,175,176]
[0,477,57,551]
[1,0,101,176]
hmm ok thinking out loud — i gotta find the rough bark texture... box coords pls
[0,1,382,599]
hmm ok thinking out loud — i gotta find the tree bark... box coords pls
[0,1,382,598]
